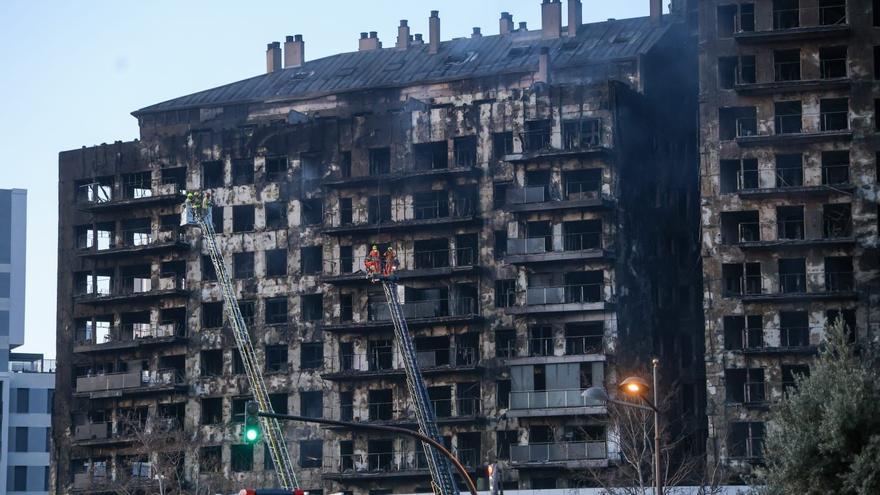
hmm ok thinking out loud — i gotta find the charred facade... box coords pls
[698,0,880,478]
[54,2,702,493]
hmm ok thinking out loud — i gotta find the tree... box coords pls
[755,318,880,494]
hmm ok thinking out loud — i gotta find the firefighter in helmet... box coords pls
[383,246,398,277]
[365,245,381,276]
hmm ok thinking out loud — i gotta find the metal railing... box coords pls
[562,122,602,150]
[723,275,763,296]
[772,8,800,29]
[779,327,810,348]
[416,347,477,368]
[431,397,482,418]
[331,353,396,373]
[820,57,847,79]
[822,164,849,184]
[775,169,803,188]
[507,232,601,255]
[777,219,804,240]
[565,335,605,355]
[328,452,427,473]
[742,382,766,404]
[774,113,802,134]
[737,170,759,190]
[525,284,603,305]
[528,337,554,357]
[826,271,854,292]
[411,198,475,221]
[414,248,475,269]
[510,388,603,410]
[10,358,56,373]
[774,62,801,82]
[77,183,113,205]
[779,273,807,293]
[740,328,766,350]
[510,442,607,463]
[521,129,552,152]
[738,222,760,242]
[565,180,601,200]
[368,402,396,421]
[368,297,476,321]
[819,3,847,25]
[821,110,848,131]
[736,117,758,137]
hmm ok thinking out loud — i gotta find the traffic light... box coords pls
[243,401,261,444]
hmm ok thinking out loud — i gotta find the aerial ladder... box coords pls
[183,199,299,490]
[367,250,459,495]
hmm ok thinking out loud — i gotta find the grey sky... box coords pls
[0,0,654,357]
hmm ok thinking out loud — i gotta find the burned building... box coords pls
[54,1,702,493]
[698,0,880,477]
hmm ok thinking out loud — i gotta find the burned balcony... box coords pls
[518,324,605,359]
[825,256,854,292]
[430,397,483,423]
[505,221,607,264]
[720,107,757,141]
[724,315,766,352]
[415,339,479,373]
[508,388,604,417]
[369,296,477,323]
[323,196,478,235]
[738,99,852,147]
[325,289,479,332]
[506,119,609,162]
[744,257,857,303]
[75,266,188,305]
[323,451,430,480]
[321,243,477,284]
[725,368,767,407]
[74,368,186,399]
[321,351,404,382]
[74,320,187,354]
[79,221,188,258]
[723,263,763,297]
[720,211,760,245]
[510,441,608,468]
[728,422,766,462]
[76,173,182,212]
[734,1,850,44]
[507,272,607,315]
[779,311,812,349]
[505,170,608,213]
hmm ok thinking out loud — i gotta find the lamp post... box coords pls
[583,358,662,495]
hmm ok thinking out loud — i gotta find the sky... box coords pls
[0,0,656,358]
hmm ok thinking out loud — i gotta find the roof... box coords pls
[134,16,669,116]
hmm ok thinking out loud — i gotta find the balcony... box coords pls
[507,335,605,364]
[9,355,56,373]
[323,452,430,480]
[74,369,186,399]
[321,354,405,382]
[323,297,479,333]
[736,329,818,356]
[72,469,155,493]
[323,199,478,235]
[78,228,189,258]
[734,6,850,45]
[321,163,479,189]
[431,397,483,424]
[505,284,609,315]
[503,129,611,163]
[507,388,605,418]
[74,323,187,354]
[73,418,180,447]
[741,274,857,303]
[734,78,851,96]
[728,382,768,408]
[736,182,855,199]
[736,128,852,147]
[320,248,477,285]
[416,347,479,372]
[75,277,188,305]
[76,181,183,213]
[505,233,610,264]
[510,442,608,468]
[504,183,612,214]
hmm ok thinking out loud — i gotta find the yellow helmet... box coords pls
[372,245,378,250]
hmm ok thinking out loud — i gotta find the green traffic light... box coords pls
[245,427,260,442]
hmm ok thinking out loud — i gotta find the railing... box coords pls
[565,180,601,200]
[819,3,847,25]
[77,183,113,205]
[368,402,395,421]
[736,117,758,137]
[415,347,477,368]
[775,169,803,188]
[774,61,801,82]
[525,284,603,305]
[774,113,802,134]
[521,129,552,152]
[777,219,804,240]
[412,198,475,221]
[510,442,607,463]
[826,271,854,292]
[332,353,396,373]
[507,233,601,255]
[821,110,848,131]
[737,170,759,190]
[74,422,110,441]
[562,122,602,151]
[740,328,766,350]
[742,382,766,404]
[506,185,551,205]
[510,388,603,410]
[528,337,554,357]
[10,358,56,373]
[772,8,800,29]
[431,397,482,418]
[779,273,807,293]
[822,164,849,185]
[413,248,475,269]
[779,327,810,348]
[820,57,847,79]
[738,222,760,242]
[328,452,427,473]
[565,335,605,355]
[368,297,476,321]
[120,228,153,247]
[724,275,763,296]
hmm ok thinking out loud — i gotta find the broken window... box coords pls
[493,132,514,159]
[201,350,223,377]
[522,119,552,152]
[529,326,553,357]
[232,205,255,232]
[300,342,323,369]
[121,218,152,247]
[265,249,288,277]
[413,191,449,220]
[369,148,391,175]
[269,393,288,415]
[233,252,255,279]
[338,245,353,273]
[773,0,799,29]
[825,256,854,291]
[822,151,850,184]
[300,440,323,468]
[494,230,507,259]
[122,172,152,199]
[266,156,288,182]
[231,444,253,472]
[777,206,805,239]
[495,329,516,358]
[199,256,217,284]
[265,202,287,230]
[722,263,762,296]
[239,300,255,326]
[202,302,224,328]
[339,197,353,225]
[202,161,224,188]
[782,365,810,393]
[368,389,393,420]
[301,294,323,321]
[301,154,322,189]
[265,297,288,325]
[199,446,222,473]
[161,167,186,192]
[200,398,222,425]
[299,391,322,418]
[819,0,847,25]
[725,368,765,404]
[121,264,151,294]
[719,107,757,139]
[774,49,801,81]
[826,308,857,339]
[368,195,391,224]
[822,98,850,131]
[740,54,756,83]
[74,225,93,250]
[232,159,254,185]
[265,345,288,373]
[729,422,764,459]
[820,46,847,78]
[564,220,601,250]
[564,169,601,200]
[301,198,323,226]
[823,203,852,238]
[339,391,353,421]
[565,322,604,354]
[340,151,352,178]
[340,293,353,322]
[775,154,803,187]
[495,280,515,308]
[231,397,247,423]
[233,352,245,374]
[718,56,737,89]
[721,211,760,244]
[454,136,477,168]
[75,177,113,204]
[562,119,601,149]
[414,239,449,269]
[300,247,323,275]
[740,3,756,31]
[724,315,764,350]
[368,339,394,371]
[780,311,810,347]
[774,100,802,134]
[456,233,477,266]
[779,258,807,293]
[428,386,453,418]
[720,158,758,192]
[717,5,737,37]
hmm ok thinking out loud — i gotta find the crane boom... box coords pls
[185,203,298,489]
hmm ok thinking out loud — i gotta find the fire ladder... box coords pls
[185,204,298,489]
[378,277,458,495]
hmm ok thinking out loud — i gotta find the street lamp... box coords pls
[583,359,662,495]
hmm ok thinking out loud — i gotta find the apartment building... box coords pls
[54,1,702,493]
[698,0,880,477]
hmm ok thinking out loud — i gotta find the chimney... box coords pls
[536,47,550,83]
[541,0,562,39]
[359,31,382,51]
[284,35,305,68]
[650,0,662,23]
[519,22,528,31]
[414,33,424,45]
[396,20,411,49]
[500,12,514,34]
[568,0,582,36]
[266,42,282,73]
[472,27,482,38]
[429,10,440,54]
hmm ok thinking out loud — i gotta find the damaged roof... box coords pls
[133,16,669,116]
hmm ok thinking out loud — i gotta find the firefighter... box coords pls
[383,246,398,277]
[364,245,381,276]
